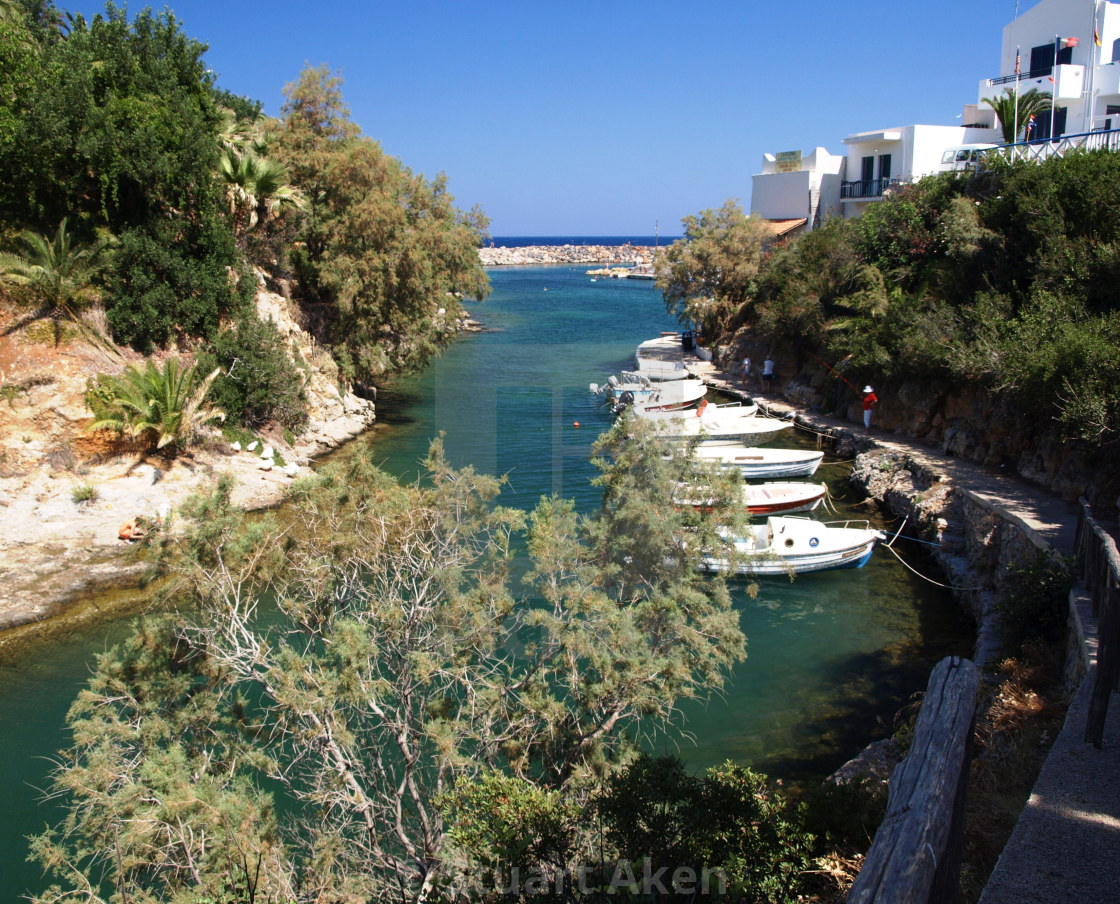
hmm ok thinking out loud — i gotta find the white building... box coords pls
[749,147,845,232]
[750,0,1120,224]
[978,0,1120,138]
[839,124,998,217]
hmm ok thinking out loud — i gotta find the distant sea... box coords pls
[488,235,681,247]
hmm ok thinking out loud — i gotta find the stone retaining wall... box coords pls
[478,244,656,267]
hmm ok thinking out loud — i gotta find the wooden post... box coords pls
[848,656,980,904]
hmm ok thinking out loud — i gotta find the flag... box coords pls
[1015,48,1021,75]
[1095,26,1102,47]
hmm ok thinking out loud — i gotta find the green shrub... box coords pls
[85,357,225,453]
[106,215,252,351]
[596,755,815,902]
[70,483,99,506]
[802,775,887,851]
[198,314,308,432]
[997,550,1075,650]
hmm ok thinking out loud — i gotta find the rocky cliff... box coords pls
[0,271,378,632]
[727,337,1116,508]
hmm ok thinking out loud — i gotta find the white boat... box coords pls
[679,443,825,479]
[592,372,707,413]
[698,516,886,576]
[642,406,792,446]
[637,400,759,421]
[674,482,828,516]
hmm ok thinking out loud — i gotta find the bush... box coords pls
[106,214,252,351]
[71,483,99,506]
[198,314,309,432]
[997,550,1075,650]
[85,357,225,453]
[596,755,815,903]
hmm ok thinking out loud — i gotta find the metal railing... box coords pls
[840,177,902,199]
[1074,498,1120,748]
[984,69,1053,88]
[982,127,1120,164]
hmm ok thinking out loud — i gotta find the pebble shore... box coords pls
[478,244,657,267]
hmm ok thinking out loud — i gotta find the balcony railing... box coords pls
[984,69,1053,88]
[840,177,901,199]
[982,127,1120,164]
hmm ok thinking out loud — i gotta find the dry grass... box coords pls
[958,640,1070,902]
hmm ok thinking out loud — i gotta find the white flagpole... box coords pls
[1051,33,1058,139]
[1086,1,1101,133]
[1014,45,1021,141]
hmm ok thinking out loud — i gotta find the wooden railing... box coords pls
[1075,497,1120,748]
[847,656,979,904]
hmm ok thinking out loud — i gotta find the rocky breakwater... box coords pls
[0,272,377,633]
[479,244,656,267]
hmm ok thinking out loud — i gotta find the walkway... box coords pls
[688,360,1120,903]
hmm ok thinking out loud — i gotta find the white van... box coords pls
[939,145,997,172]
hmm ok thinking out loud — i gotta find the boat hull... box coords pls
[689,445,825,479]
[698,516,885,576]
[677,482,828,516]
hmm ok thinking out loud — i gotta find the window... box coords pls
[878,154,892,181]
[1029,43,1055,77]
[861,156,874,185]
[1112,38,1120,63]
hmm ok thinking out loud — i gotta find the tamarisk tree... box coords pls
[31,419,746,903]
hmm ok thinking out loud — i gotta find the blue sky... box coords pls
[68,0,1019,235]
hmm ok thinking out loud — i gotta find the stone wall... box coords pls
[847,447,1060,665]
[479,244,656,267]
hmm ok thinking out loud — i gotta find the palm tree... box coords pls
[87,357,226,453]
[984,89,1052,143]
[0,218,116,345]
[218,147,307,237]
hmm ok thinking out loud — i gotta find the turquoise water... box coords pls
[339,266,972,773]
[0,266,972,898]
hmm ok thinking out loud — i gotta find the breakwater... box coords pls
[479,244,657,267]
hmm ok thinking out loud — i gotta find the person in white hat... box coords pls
[862,385,878,433]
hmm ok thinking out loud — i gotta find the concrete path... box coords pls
[689,361,1119,903]
[979,611,1120,903]
[689,360,1079,555]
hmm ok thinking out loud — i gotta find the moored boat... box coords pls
[698,516,886,576]
[642,406,792,445]
[636,399,759,421]
[674,481,829,516]
[592,372,707,413]
[678,443,825,479]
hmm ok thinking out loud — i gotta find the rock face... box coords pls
[763,352,1118,508]
[252,279,376,458]
[0,272,380,633]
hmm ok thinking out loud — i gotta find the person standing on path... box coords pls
[740,357,751,386]
[761,357,775,392]
[862,385,878,433]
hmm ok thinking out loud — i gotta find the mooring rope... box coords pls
[882,543,986,592]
